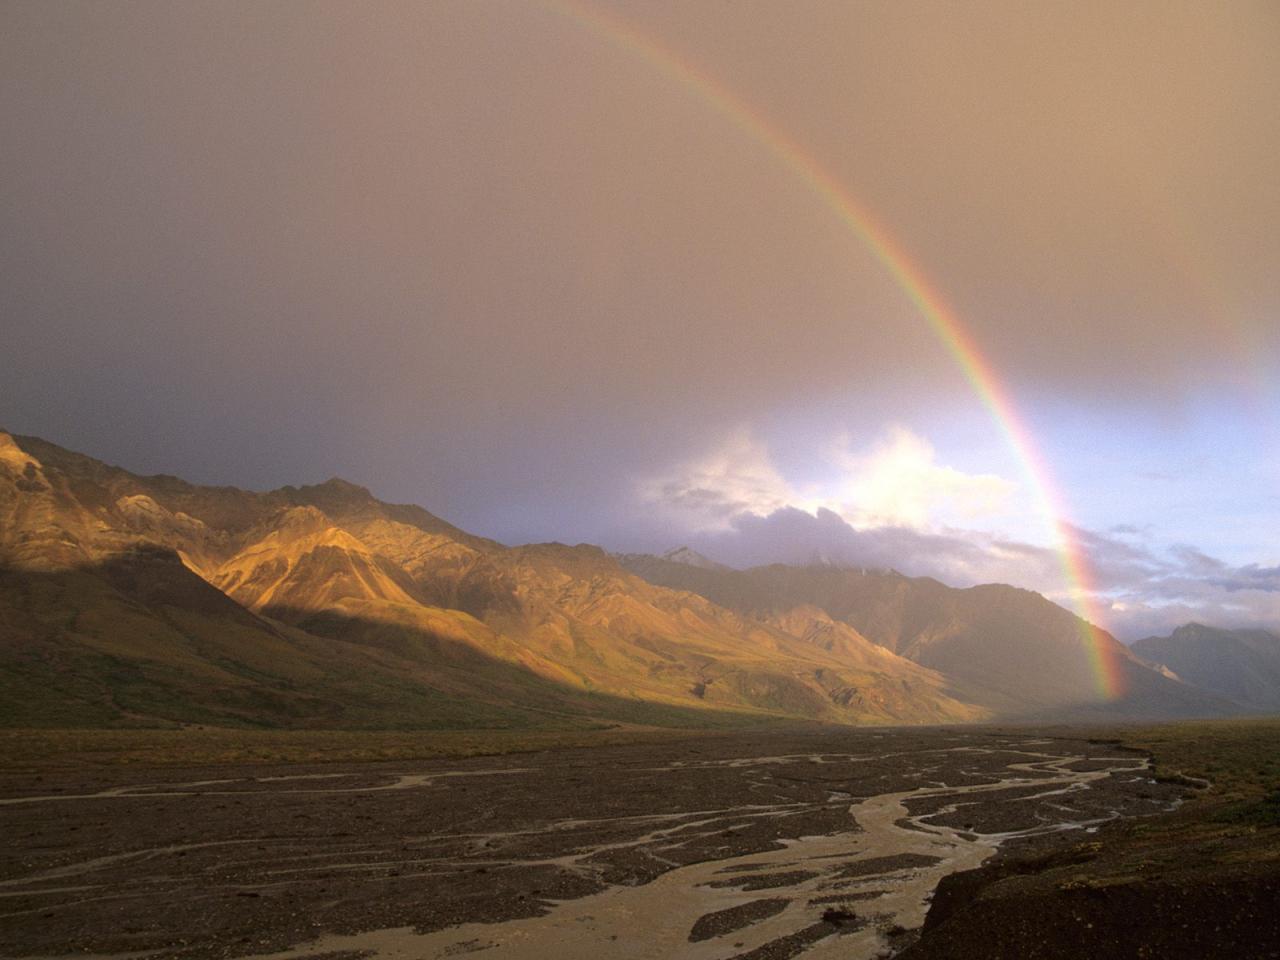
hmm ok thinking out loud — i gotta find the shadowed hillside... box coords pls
[1133,623,1280,712]
[618,554,1231,719]
[0,432,983,728]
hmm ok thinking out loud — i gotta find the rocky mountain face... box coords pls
[0,431,984,729]
[1132,624,1280,712]
[616,555,1231,719]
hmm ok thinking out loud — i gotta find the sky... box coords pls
[2,1,1279,639]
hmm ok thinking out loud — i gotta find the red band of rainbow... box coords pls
[548,0,1127,700]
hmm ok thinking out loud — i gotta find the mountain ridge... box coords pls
[615,553,1231,719]
[1132,623,1280,712]
[0,431,985,728]
[0,430,1237,728]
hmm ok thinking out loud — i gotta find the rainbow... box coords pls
[547,0,1127,699]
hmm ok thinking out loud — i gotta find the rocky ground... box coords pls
[0,727,1187,959]
[900,720,1280,960]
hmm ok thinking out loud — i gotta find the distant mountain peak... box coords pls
[660,546,727,570]
[314,477,373,496]
[1166,622,1279,643]
[0,430,1247,728]
[1132,623,1280,712]
[280,477,378,514]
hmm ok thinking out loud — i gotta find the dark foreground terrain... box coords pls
[0,725,1209,959]
[899,718,1280,960]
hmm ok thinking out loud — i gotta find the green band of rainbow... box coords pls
[548,0,1127,699]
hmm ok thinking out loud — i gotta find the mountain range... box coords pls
[1132,623,1280,713]
[0,430,1254,729]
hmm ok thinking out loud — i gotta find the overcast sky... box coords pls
[3,1,1278,638]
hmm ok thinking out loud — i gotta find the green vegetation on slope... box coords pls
[1109,716,1280,827]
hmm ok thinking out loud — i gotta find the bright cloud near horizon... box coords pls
[646,426,1017,534]
[644,422,1280,640]
[2,0,1278,640]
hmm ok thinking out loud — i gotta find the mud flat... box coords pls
[0,729,1184,959]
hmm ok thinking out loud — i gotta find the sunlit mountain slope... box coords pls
[0,431,982,727]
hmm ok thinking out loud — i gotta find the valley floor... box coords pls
[898,717,1280,959]
[0,725,1228,959]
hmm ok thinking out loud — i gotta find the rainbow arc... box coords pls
[547,0,1127,698]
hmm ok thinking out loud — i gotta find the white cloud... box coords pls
[643,425,1016,534]
[825,427,1016,529]
[648,428,1280,637]
[641,428,1280,640]
[639,427,794,531]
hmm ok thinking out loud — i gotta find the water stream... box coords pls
[250,750,1149,960]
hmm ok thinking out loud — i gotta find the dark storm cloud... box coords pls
[1170,545,1229,576]
[655,484,758,522]
[1,1,1277,545]
[687,507,1064,589]
[672,508,1280,640]
[1209,565,1280,594]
